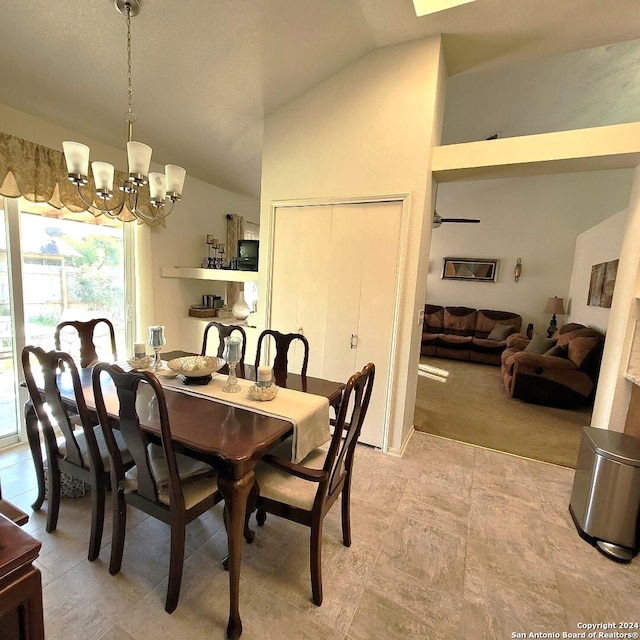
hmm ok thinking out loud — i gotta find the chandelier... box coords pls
[62,0,185,223]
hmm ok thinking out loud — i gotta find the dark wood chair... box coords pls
[54,318,118,368]
[92,363,223,614]
[249,362,375,605]
[201,321,247,364]
[21,346,132,561]
[254,329,309,377]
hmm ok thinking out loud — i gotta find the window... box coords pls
[0,197,131,447]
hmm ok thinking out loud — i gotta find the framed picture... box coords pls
[441,257,499,282]
[587,259,619,308]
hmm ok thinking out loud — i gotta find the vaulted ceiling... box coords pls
[1,0,639,198]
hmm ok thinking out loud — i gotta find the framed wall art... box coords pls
[441,257,499,282]
[587,259,619,308]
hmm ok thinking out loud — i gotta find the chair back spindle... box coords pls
[201,322,247,364]
[54,318,118,368]
[324,363,375,500]
[255,329,309,377]
[22,346,97,470]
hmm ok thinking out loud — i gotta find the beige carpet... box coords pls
[413,357,591,468]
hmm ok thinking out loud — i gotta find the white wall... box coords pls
[442,38,640,144]
[261,37,447,453]
[0,103,260,353]
[149,180,259,354]
[592,165,640,432]
[568,209,628,332]
[427,170,633,332]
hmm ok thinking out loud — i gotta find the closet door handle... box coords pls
[350,334,358,349]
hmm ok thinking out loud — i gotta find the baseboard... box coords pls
[386,425,414,457]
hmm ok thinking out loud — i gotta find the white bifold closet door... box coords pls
[270,201,402,448]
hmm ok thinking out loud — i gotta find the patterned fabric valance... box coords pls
[0,131,158,224]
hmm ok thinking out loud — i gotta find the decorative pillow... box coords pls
[544,344,568,358]
[524,334,556,354]
[487,323,515,341]
[44,463,90,498]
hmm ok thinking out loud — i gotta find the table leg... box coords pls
[217,469,255,640]
[24,400,46,511]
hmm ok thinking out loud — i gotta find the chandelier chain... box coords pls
[126,5,135,125]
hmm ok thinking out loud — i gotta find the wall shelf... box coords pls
[161,267,258,282]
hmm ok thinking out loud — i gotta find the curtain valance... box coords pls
[0,132,158,224]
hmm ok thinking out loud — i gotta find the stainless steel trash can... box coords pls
[569,426,640,561]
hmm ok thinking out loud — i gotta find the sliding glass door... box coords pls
[0,205,18,443]
[0,197,132,449]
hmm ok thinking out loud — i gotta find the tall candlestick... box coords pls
[148,325,166,371]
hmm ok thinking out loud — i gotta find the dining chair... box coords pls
[92,362,223,614]
[21,346,132,561]
[201,321,247,364]
[249,362,375,605]
[54,318,118,368]
[254,329,309,377]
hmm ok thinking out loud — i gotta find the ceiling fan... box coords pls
[432,183,481,228]
[432,211,481,229]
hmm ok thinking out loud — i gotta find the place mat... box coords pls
[159,373,330,463]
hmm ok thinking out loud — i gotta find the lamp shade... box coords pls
[91,161,115,191]
[165,164,186,196]
[127,141,152,175]
[544,296,566,315]
[148,172,167,201]
[62,141,90,176]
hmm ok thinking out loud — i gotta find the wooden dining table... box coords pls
[22,351,344,639]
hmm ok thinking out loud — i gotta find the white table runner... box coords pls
[158,373,330,463]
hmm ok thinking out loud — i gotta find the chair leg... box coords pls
[243,483,258,543]
[88,474,105,561]
[256,507,267,526]
[109,490,126,575]
[310,520,324,606]
[45,462,61,533]
[165,519,186,614]
[341,482,352,548]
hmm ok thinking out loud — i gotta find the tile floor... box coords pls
[1,432,639,639]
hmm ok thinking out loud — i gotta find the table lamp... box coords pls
[544,296,566,338]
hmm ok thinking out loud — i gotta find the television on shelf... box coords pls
[237,240,259,271]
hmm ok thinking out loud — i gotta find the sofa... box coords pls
[421,305,522,365]
[500,322,605,408]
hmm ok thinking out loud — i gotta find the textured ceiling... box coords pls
[0,0,639,198]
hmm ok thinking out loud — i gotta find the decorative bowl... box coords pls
[248,384,279,401]
[127,355,154,370]
[167,355,225,378]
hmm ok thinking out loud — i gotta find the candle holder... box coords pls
[148,325,166,372]
[202,235,217,269]
[222,335,242,393]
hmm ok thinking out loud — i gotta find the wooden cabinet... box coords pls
[270,201,402,448]
[0,515,44,640]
